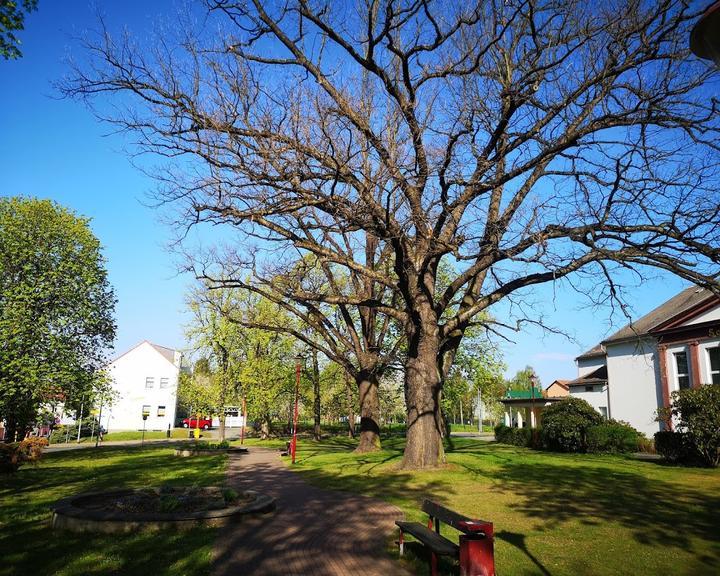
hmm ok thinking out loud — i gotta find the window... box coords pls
[157,406,166,417]
[599,406,608,419]
[145,377,155,389]
[585,385,594,392]
[142,405,151,416]
[673,352,690,389]
[708,347,720,385]
[160,377,169,389]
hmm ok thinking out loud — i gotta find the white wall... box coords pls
[577,356,606,377]
[685,304,720,326]
[568,385,609,418]
[106,342,180,431]
[605,338,661,438]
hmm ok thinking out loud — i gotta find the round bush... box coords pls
[541,397,603,452]
[587,420,641,453]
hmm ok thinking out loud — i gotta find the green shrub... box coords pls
[494,423,511,443]
[493,424,539,448]
[587,421,641,453]
[669,385,720,467]
[653,430,694,463]
[541,397,603,453]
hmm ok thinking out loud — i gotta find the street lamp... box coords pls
[691,1,720,67]
[291,354,304,464]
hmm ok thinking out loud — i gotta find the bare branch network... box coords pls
[63,0,720,467]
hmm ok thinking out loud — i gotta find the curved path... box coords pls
[213,447,412,576]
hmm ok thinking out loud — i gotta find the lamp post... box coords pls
[291,354,303,464]
[691,1,720,67]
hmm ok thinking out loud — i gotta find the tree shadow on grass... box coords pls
[0,445,226,576]
[490,457,720,556]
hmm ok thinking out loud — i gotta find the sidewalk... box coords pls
[213,448,413,576]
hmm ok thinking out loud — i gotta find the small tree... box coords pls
[665,385,720,468]
[541,397,603,453]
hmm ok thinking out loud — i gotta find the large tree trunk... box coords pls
[355,370,381,452]
[402,325,445,469]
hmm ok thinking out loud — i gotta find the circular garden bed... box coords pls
[173,441,249,457]
[52,486,274,533]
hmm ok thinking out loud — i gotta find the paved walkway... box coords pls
[213,448,413,576]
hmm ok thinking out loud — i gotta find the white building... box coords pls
[571,286,720,438]
[105,341,182,432]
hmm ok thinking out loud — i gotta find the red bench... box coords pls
[396,499,495,576]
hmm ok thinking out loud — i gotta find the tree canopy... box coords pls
[64,0,720,468]
[0,197,116,441]
[0,0,37,59]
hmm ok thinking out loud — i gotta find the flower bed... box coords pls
[52,486,274,533]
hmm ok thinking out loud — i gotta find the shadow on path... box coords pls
[213,448,413,576]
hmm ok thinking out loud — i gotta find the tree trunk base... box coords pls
[400,411,445,469]
[354,430,381,453]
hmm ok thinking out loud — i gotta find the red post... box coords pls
[291,357,301,464]
[240,396,247,445]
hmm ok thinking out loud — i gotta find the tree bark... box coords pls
[355,370,381,452]
[260,416,271,440]
[402,324,445,469]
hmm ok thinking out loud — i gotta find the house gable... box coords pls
[111,340,179,370]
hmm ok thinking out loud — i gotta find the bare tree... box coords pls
[199,253,402,452]
[64,0,720,468]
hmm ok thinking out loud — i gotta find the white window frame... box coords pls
[159,377,169,389]
[667,346,691,391]
[145,377,155,389]
[705,345,720,385]
[157,405,166,417]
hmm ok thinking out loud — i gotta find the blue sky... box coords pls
[0,1,692,386]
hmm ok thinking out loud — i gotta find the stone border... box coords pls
[174,447,249,457]
[52,488,275,533]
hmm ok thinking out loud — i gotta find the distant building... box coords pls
[499,385,561,428]
[544,380,570,398]
[105,341,182,432]
[572,286,720,437]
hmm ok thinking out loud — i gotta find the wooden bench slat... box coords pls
[421,499,491,535]
[395,521,459,556]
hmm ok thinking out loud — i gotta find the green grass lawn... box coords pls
[266,436,720,576]
[0,445,227,576]
[53,428,191,444]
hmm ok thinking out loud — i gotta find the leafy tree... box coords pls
[443,328,505,428]
[0,0,37,59]
[319,361,358,435]
[185,285,247,440]
[176,359,217,421]
[506,366,540,394]
[0,197,115,441]
[65,1,720,468]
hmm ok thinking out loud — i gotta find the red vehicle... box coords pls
[182,417,212,430]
